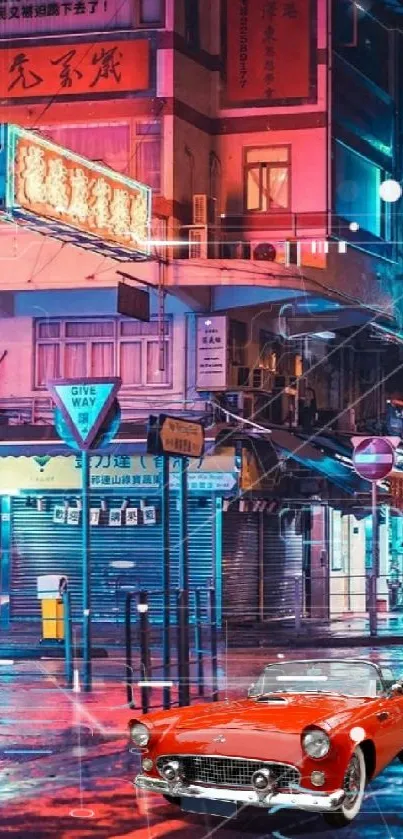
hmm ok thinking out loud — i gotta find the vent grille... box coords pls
[158,756,300,790]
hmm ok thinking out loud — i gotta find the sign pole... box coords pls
[370,481,378,638]
[162,454,171,709]
[178,458,190,706]
[82,449,92,691]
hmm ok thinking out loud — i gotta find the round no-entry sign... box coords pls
[352,437,396,482]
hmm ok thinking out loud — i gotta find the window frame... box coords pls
[333,140,392,241]
[184,0,200,50]
[133,119,162,194]
[34,317,173,391]
[243,145,291,213]
[136,0,165,28]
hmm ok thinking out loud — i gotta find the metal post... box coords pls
[178,458,190,705]
[125,593,135,708]
[370,482,378,637]
[177,589,186,707]
[294,576,302,633]
[162,455,171,709]
[63,589,73,689]
[209,587,219,702]
[194,589,204,698]
[81,449,92,692]
[139,591,150,715]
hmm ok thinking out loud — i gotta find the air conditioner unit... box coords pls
[193,194,217,226]
[188,226,218,259]
[251,368,273,390]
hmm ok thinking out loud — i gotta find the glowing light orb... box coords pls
[350,726,365,743]
[349,222,359,232]
[379,179,402,203]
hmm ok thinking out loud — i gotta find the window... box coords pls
[184,0,200,49]
[135,121,162,192]
[41,123,131,176]
[334,141,389,238]
[139,0,164,25]
[35,318,172,389]
[245,147,290,212]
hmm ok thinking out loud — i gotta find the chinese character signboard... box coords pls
[0,124,151,260]
[0,0,132,36]
[226,0,315,106]
[196,315,228,391]
[0,38,150,100]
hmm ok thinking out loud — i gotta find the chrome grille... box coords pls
[159,756,300,790]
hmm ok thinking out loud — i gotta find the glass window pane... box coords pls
[136,138,161,192]
[246,166,261,210]
[120,342,142,385]
[65,343,87,378]
[335,142,381,237]
[66,321,114,338]
[147,341,170,384]
[268,167,289,209]
[247,147,289,164]
[140,0,163,23]
[37,343,60,386]
[136,121,161,136]
[38,321,60,339]
[91,342,114,376]
[41,124,130,175]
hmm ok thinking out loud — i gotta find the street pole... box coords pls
[82,449,92,691]
[370,481,378,638]
[161,454,171,709]
[178,458,190,705]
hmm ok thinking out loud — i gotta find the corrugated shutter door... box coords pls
[263,513,302,620]
[10,493,215,623]
[222,511,259,623]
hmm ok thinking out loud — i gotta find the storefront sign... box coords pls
[0,124,151,260]
[226,0,313,106]
[0,39,150,99]
[0,452,238,492]
[196,316,228,391]
[49,378,121,450]
[0,0,132,36]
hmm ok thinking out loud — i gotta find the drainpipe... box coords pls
[326,0,333,238]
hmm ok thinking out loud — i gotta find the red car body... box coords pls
[132,659,403,826]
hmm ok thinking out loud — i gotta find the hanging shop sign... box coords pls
[225,0,314,106]
[0,0,133,36]
[0,124,152,261]
[0,451,238,492]
[0,38,150,100]
[196,315,228,391]
[147,414,205,459]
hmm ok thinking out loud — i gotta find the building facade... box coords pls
[0,0,401,631]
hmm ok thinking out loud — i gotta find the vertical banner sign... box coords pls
[226,0,313,105]
[196,315,228,391]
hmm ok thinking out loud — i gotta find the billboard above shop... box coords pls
[0,0,133,39]
[0,123,152,260]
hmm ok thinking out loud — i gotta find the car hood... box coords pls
[169,694,370,736]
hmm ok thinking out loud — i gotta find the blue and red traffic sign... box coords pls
[352,437,396,482]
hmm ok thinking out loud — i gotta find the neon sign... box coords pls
[0,123,152,261]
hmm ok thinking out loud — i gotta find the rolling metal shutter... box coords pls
[263,513,302,620]
[222,510,259,623]
[10,492,215,624]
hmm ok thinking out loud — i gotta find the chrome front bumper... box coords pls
[135,774,345,813]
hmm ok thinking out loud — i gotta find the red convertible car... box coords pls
[130,658,403,828]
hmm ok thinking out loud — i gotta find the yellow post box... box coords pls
[37,575,67,642]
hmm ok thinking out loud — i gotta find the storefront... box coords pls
[0,446,237,627]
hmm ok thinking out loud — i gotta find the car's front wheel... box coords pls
[323,746,366,828]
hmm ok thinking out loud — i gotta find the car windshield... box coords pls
[250,660,380,698]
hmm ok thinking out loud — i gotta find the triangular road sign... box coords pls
[48,378,121,450]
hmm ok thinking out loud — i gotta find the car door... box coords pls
[370,671,403,770]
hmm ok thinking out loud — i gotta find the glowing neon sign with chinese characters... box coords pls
[0,123,152,260]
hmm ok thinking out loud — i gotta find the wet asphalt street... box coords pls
[0,647,403,839]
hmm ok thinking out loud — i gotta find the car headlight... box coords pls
[130,722,150,747]
[302,728,330,759]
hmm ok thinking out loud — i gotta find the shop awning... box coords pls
[270,428,372,496]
